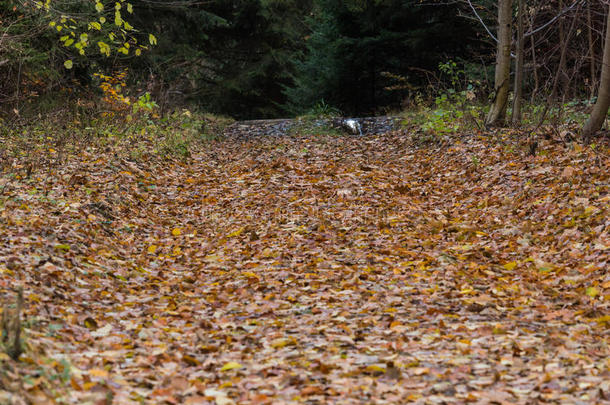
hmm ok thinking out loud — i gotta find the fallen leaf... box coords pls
[220,362,242,372]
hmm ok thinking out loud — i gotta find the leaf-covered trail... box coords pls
[1,131,609,404]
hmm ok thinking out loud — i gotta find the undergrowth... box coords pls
[289,100,344,136]
[0,108,233,176]
[401,60,604,145]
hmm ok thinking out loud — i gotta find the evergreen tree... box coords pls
[286,0,483,116]
[130,0,311,119]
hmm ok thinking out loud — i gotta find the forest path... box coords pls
[0,130,608,404]
[223,115,403,137]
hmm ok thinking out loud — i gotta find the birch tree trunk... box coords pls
[582,6,610,142]
[485,0,513,127]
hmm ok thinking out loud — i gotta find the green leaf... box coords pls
[63,60,73,69]
[64,38,74,47]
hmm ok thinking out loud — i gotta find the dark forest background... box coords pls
[1,0,607,120]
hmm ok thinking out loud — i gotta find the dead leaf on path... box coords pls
[90,324,112,338]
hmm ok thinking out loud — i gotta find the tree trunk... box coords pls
[512,0,525,125]
[582,7,610,142]
[485,0,512,127]
[587,0,597,99]
[558,0,570,100]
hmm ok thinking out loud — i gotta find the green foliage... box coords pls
[512,98,595,127]
[132,92,158,116]
[402,60,484,139]
[306,100,342,118]
[32,0,154,66]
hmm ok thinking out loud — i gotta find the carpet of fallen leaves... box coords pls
[0,130,609,404]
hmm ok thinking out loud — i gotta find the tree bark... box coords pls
[587,0,597,99]
[558,0,570,100]
[582,6,610,142]
[512,0,525,125]
[485,0,512,127]
[530,19,539,103]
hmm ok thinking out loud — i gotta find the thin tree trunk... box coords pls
[512,0,525,125]
[530,22,539,103]
[485,0,512,127]
[582,7,610,142]
[558,0,570,100]
[587,0,597,99]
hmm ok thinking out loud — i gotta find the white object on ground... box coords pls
[343,119,363,135]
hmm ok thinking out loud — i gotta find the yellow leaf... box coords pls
[243,271,260,280]
[64,60,73,69]
[503,261,517,271]
[365,364,386,374]
[220,362,242,371]
[84,317,98,329]
[586,287,599,298]
[172,228,181,236]
[88,368,109,378]
[147,245,157,254]
[270,338,295,349]
[228,227,244,238]
[594,315,610,325]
